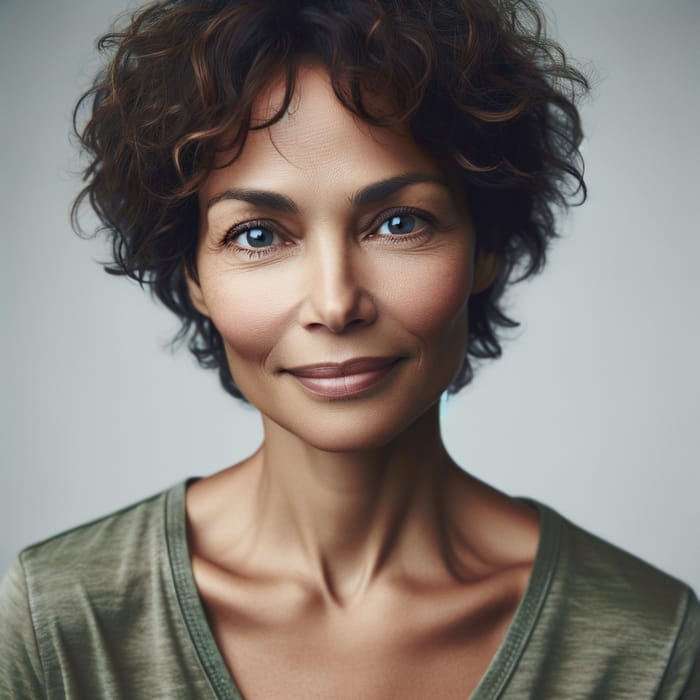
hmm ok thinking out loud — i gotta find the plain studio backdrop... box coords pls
[1,1,698,593]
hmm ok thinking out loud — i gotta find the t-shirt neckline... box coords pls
[165,479,561,700]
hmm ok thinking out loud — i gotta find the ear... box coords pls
[472,249,501,294]
[185,267,211,317]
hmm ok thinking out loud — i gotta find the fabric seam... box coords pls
[471,500,561,700]
[18,551,49,700]
[165,480,244,700]
[651,586,694,698]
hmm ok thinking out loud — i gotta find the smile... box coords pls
[284,357,403,399]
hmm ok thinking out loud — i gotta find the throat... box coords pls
[252,413,454,605]
[319,557,374,607]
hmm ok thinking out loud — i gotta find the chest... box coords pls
[196,576,523,700]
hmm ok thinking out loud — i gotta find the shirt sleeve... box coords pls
[0,555,46,698]
[655,587,700,699]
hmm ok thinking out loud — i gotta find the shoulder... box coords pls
[0,484,178,695]
[9,482,193,636]
[0,481,219,696]
[511,503,700,698]
[550,508,694,632]
[18,486,171,598]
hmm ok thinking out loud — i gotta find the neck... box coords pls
[250,403,456,606]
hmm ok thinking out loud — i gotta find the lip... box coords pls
[286,356,401,378]
[284,356,403,398]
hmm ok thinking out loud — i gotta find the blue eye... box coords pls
[235,226,278,248]
[377,214,422,236]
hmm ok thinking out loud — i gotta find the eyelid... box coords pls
[218,206,435,249]
[369,206,435,236]
[219,219,282,248]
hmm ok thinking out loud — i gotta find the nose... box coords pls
[297,238,377,333]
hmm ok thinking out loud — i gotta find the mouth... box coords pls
[284,356,404,398]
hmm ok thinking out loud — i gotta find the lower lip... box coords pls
[289,363,400,399]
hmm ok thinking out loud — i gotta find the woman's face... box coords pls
[190,66,480,451]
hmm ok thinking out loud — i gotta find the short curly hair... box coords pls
[73,0,589,400]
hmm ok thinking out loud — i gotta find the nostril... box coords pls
[346,316,371,330]
[297,260,378,332]
[303,311,372,334]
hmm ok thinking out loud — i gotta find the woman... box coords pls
[1,0,698,697]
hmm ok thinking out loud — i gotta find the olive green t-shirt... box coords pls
[1,480,698,699]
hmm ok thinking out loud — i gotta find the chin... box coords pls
[268,393,442,454]
[298,428,399,454]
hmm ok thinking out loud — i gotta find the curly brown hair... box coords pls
[73,0,589,400]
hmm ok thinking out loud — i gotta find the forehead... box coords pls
[199,65,446,202]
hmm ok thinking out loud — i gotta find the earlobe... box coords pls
[185,266,210,317]
[472,250,501,294]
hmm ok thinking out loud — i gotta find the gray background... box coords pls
[2,1,699,592]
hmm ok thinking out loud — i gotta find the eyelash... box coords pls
[219,219,284,259]
[219,206,435,259]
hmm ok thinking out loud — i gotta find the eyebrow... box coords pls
[205,173,450,213]
[351,173,450,207]
[206,188,298,213]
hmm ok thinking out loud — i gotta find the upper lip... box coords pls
[285,356,402,378]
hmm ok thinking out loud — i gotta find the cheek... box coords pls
[379,251,473,340]
[201,269,294,362]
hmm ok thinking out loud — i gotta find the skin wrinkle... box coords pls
[52,1,605,693]
[189,64,532,592]
[185,64,539,697]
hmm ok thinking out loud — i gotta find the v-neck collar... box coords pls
[166,479,561,700]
